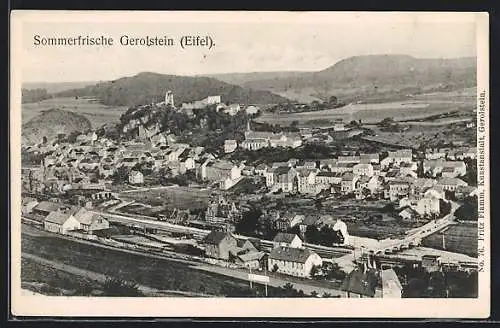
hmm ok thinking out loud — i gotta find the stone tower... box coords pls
[165,90,174,107]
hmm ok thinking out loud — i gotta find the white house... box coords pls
[381,269,403,298]
[353,163,374,177]
[437,177,468,192]
[224,140,238,153]
[272,233,303,248]
[268,246,322,278]
[43,211,81,234]
[129,170,144,185]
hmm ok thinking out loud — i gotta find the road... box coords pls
[368,200,460,254]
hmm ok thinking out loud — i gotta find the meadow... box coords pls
[119,186,210,210]
[422,224,478,257]
[22,97,128,128]
[257,89,476,126]
[21,228,276,297]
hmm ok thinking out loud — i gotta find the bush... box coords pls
[101,277,143,297]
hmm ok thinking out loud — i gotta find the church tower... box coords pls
[165,90,174,107]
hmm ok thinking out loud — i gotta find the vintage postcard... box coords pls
[10,11,490,318]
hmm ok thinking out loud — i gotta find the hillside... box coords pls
[22,88,50,104]
[23,81,99,94]
[22,108,92,145]
[208,55,477,102]
[54,72,289,107]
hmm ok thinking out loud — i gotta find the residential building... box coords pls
[330,163,355,174]
[315,171,342,188]
[381,149,413,169]
[240,138,269,151]
[128,170,144,185]
[297,169,319,194]
[437,177,468,192]
[273,232,303,248]
[273,212,304,232]
[255,164,268,176]
[205,196,242,224]
[360,153,380,164]
[43,210,81,234]
[268,246,322,278]
[201,160,242,183]
[32,201,69,217]
[386,180,411,201]
[422,255,442,272]
[398,206,418,221]
[224,140,238,153]
[423,160,467,178]
[353,163,374,177]
[399,195,440,217]
[72,207,110,233]
[22,197,39,215]
[381,269,403,298]
[341,174,358,194]
[340,265,379,298]
[338,155,360,164]
[235,251,266,270]
[202,230,238,260]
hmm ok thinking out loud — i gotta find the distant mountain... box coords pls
[203,71,310,87]
[22,108,92,145]
[54,72,289,107]
[22,88,50,104]
[23,81,99,94]
[207,55,477,102]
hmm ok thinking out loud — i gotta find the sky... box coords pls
[13,11,480,83]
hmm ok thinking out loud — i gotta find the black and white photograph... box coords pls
[10,11,490,318]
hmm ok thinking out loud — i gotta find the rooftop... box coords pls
[269,246,316,263]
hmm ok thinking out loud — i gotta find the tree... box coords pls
[310,265,322,279]
[314,198,323,210]
[101,277,143,297]
[310,291,319,297]
[304,225,320,244]
[328,96,338,106]
[463,157,478,186]
[272,264,279,273]
[111,166,130,184]
[454,196,478,221]
[439,199,452,217]
[379,117,395,127]
[235,208,262,236]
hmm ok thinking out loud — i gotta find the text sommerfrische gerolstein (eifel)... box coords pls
[33,35,176,47]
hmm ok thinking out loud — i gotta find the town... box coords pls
[21,90,479,298]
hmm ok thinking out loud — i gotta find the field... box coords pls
[21,257,102,296]
[22,97,128,128]
[361,123,476,149]
[257,89,476,126]
[119,186,210,210]
[21,229,269,297]
[422,224,478,257]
